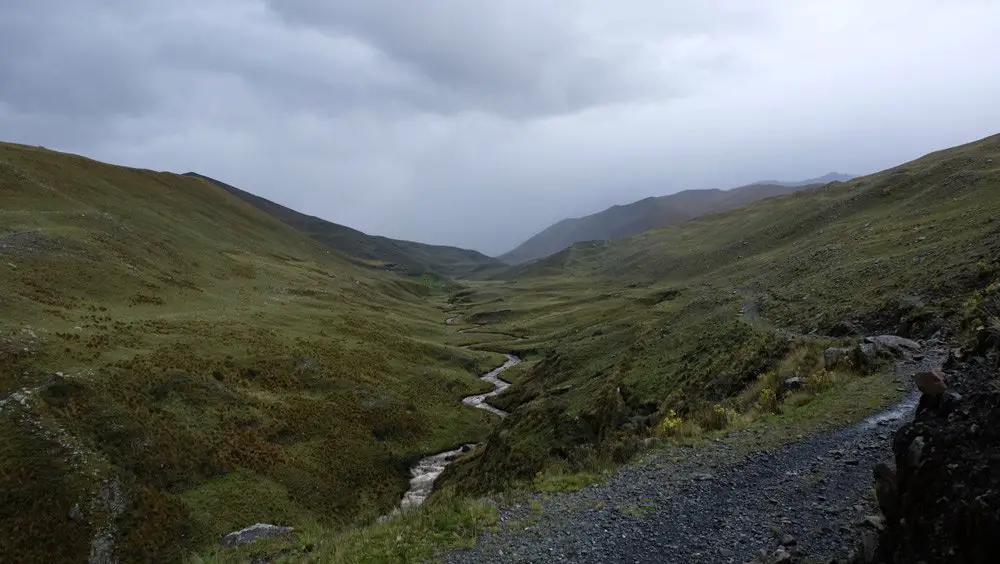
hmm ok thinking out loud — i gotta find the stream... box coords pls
[399,354,521,509]
[396,353,521,510]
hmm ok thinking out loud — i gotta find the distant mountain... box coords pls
[184,173,504,278]
[753,172,855,187]
[499,180,838,265]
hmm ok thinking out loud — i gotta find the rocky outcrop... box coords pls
[824,335,922,372]
[220,523,294,548]
[863,336,921,358]
[861,351,1000,563]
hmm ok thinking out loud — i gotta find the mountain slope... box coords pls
[0,143,505,562]
[441,133,1000,496]
[499,181,825,265]
[184,172,503,279]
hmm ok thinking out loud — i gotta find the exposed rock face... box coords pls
[865,352,1000,563]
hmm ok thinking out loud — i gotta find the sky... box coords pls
[2,1,1000,255]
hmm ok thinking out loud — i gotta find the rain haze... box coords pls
[2,0,999,255]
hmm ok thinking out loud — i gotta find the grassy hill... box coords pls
[498,181,827,265]
[0,143,507,562]
[184,172,504,279]
[441,133,1000,494]
[3,133,997,562]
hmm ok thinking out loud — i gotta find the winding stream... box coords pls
[397,352,521,510]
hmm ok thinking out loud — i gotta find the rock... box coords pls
[783,377,804,391]
[915,370,947,396]
[780,534,797,546]
[907,436,925,468]
[68,503,83,522]
[937,391,963,416]
[871,358,1000,563]
[830,320,860,337]
[772,547,793,563]
[220,523,294,548]
[692,473,714,481]
[825,347,854,369]
[873,463,899,523]
[859,530,879,563]
[864,335,921,357]
[862,515,885,530]
[854,343,878,366]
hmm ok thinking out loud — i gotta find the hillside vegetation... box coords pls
[498,180,831,265]
[185,173,504,279]
[443,134,1000,494]
[0,143,506,562]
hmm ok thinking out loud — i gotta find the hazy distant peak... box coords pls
[751,172,855,188]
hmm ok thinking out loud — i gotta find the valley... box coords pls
[2,132,999,563]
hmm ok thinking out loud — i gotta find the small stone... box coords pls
[784,377,804,390]
[780,534,797,546]
[68,504,84,522]
[863,515,885,530]
[908,436,925,467]
[772,547,793,563]
[692,473,714,481]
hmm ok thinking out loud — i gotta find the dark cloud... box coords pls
[1,1,999,255]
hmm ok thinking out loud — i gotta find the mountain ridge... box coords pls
[499,179,839,265]
[183,172,504,279]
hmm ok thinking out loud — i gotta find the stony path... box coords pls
[442,351,944,564]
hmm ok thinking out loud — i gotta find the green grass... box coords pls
[532,467,603,493]
[187,487,498,563]
[441,133,1000,495]
[0,142,504,562]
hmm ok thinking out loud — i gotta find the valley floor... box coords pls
[442,350,945,563]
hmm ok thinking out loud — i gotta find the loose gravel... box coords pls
[442,351,945,563]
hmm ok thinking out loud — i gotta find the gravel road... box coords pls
[442,350,944,563]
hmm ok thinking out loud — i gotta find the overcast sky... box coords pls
[3,1,999,255]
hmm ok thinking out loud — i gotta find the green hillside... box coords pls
[184,172,504,279]
[3,133,998,563]
[442,133,1000,492]
[0,143,505,562]
[498,181,824,265]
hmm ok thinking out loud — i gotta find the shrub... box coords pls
[697,404,737,431]
[758,388,780,414]
[655,409,684,435]
[805,368,839,394]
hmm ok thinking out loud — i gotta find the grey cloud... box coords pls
[265,0,690,118]
[2,1,1000,256]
